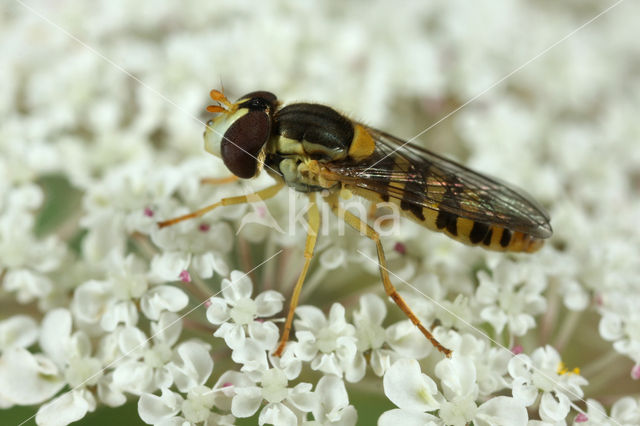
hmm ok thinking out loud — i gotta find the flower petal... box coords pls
[539,391,570,423]
[40,308,72,366]
[319,246,346,270]
[248,321,280,350]
[71,280,110,325]
[435,355,477,399]
[383,358,441,412]
[151,312,183,347]
[35,389,96,426]
[289,384,316,413]
[511,377,538,407]
[101,300,138,332]
[354,294,387,326]
[294,306,327,331]
[231,386,262,418]
[0,315,39,351]
[312,375,349,421]
[112,361,154,395]
[0,348,64,405]
[138,388,183,425]
[259,402,298,426]
[118,326,148,357]
[192,252,221,279]
[475,396,528,426]
[611,396,640,423]
[255,290,285,317]
[167,340,214,392]
[150,252,191,282]
[215,322,246,350]
[141,285,189,320]
[97,373,127,407]
[386,321,432,359]
[206,297,231,324]
[507,354,532,380]
[222,270,253,303]
[231,340,269,381]
[378,409,439,426]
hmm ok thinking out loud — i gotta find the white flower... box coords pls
[0,315,39,351]
[36,389,97,426]
[0,347,64,406]
[2,268,53,305]
[149,163,236,279]
[380,359,442,422]
[434,356,485,426]
[0,187,66,296]
[437,332,512,397]
[437,294,476,332]
[508,345,588,423]
[138,387,184,425]
[81,162,181,260]
[3,0,640,424]
[380,357,528,426]
[476,260,547,336]
[231,339,271,381]
[166,341,214,393]
[210,369,255,414]
[576,397,640,426]
[562,279,590,312]
[598,292,640,363]
[70,251,185,332]
[150,248,229,283]
[138,383,237,426]
[207,269,284,350]
[305,375,357,426]
[32,308,125,422]
[140,285,189,321]
[231,367,315,425]
[71,278,139,332]
[352,294,396,376]
[112,312,196,395]
[294,303,364,382]
[472,396,530,426]
[385,320,434,360]
[319,245,347,270]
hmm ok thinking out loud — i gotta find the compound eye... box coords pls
[220,110,271,178]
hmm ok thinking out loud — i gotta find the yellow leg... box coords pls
[273,192,320,357]
[158,182,284,228]
[325,192,452,357]
[200,175,239,185]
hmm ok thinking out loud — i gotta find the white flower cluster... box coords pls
[2,0,640,425]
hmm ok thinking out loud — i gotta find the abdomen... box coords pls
[348,185,545,253]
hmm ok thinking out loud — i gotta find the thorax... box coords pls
[265,103,353,192]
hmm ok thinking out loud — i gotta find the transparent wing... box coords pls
[325,126,552,239]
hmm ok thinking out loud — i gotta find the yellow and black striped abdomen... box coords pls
[436,214,544,253]
[421,207,545,253]
[348,185,545,253]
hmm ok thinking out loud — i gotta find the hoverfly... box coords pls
[158,89,552,357]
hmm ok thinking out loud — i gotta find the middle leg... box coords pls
[273,192,320,357]
[325,192,452,357]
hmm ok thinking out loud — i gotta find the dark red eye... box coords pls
[221,110,271,178]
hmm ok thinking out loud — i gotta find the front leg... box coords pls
[158,181,285,228]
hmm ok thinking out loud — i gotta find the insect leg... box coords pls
[273,192,320,357]
[200,175,239,185]
[325,192,452,357]
[157,181,285,228]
